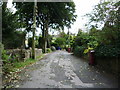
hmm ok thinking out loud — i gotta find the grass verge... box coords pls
[2,54,44,88]
[3,54,44,74]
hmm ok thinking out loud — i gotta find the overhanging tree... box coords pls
[37,2,77,53]
[2,2,25,49]
[85,1,120,45]
[15,2,77,53]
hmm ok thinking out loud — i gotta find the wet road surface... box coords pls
[16,50,118,88]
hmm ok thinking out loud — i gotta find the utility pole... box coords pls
[32,0,37,59]
[68,28,70,48]
[67,27,71,53]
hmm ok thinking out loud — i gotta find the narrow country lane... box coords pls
[16,50,118,88]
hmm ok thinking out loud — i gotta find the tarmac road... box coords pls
[16,50,118,88]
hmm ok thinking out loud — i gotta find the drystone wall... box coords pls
[6,48,42,61]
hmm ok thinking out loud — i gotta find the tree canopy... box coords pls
[15,2,77,53]
[15,2,77,31]
[2,2,25,49]
[85,1,120,29]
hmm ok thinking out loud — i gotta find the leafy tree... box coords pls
[85,1,119,29]
[55,37,66,49]
[73,29,99,56]
[83,1,120,58]
[37,2,77,53]
[85,1,120,45]
[15,2,77,53]
[2,2,25,49]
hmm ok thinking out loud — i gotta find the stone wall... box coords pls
[6,48,42,61]
[35,48,42,59]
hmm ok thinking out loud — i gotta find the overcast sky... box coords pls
[7,0,101,35]
[68,0,100,34]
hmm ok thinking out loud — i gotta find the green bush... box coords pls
[2,50,20,64]
[2,50,11,64]
[51,42,58,48]
[55,37,66,48]
[46,48,52,53]
[95,45,120,58]
[73,46,86,57]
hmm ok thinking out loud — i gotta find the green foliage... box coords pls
[3,64,15,74]
[2,3,25,49]
[2,50,11,64]
[85,1,120,33]
[51,42,58,48]
[88,40,98,48]
[55,37,66,48]
[95,45,120,58]
[2,3,20,37]
[3,31,25,49]
[75,31,98,47]
[13,58,36,69]
[2,50,20,64]
[15,2,77,53]
[46,48,52,53]
[2,49,44,74]
[76,1,120,59]
[73,46,86,57]
[36,54,44,60]
[55,31,75,49]
[85,2,114,28]
[15,2,77,32]
[28,36,39,48]
[2,58,37,74]
[1,44,10,64]
[97,27,119,45]
[73,29,97,56]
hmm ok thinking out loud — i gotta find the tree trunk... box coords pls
[42,20,49,53]
[22,32,26,49]
[45,20,48,51]
[47,38,51,48]
[42,23,46,53]
[32,0,37,59]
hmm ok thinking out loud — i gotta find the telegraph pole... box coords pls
[67,27,71,53]
[68,28,70,48]
[32,0,37,59]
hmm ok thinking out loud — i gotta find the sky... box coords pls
[68,0,100,34]
[7,0,101,35]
